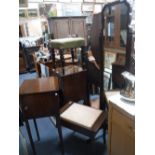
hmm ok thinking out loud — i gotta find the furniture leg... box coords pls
[25,120,37,155]
[60,49,65,68]
[33,119,40,141]
[56,115,64,155]
[90,136,95,155]
[103,128,106,145]
[71,48,75,64]
[81,46,85,69]
[51,48,56,69]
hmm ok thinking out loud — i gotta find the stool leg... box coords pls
[56,115,64,155]
[90,136,95,155]
[71,48,75,64]
[103,124,107,145]
[81,46,85,69]
[60,49,65,68]
[33,119,40,141]
[51,48,56,69]
[25,120,37,155]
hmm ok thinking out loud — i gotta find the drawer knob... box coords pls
[55,93,58,96]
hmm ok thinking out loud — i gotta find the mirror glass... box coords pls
[103,2,129,90]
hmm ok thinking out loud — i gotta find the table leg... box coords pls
[56,115,64,155]
[25,120,37,155]
[33,119,40,141]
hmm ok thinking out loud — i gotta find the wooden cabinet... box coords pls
[108,94,135,155]
[48,16,87,45]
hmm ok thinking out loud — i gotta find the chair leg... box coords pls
[103,126,106,145]
[56,116,64,155]
[90,136,95,155]
[33,119,40,141]
[25,120,37,155]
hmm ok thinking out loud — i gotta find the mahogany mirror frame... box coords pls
[99,0,134,110]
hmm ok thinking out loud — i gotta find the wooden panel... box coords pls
[108,101,135,155]
[20,92,59,119]
[110,121,134,155]
[112,108,135,138]
[70,18,86,38]
[48,17,87,44]
[54,19,70,38]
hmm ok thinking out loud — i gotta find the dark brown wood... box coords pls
[25,120,37,155]
[99,0,132,108]
[33,119,40,141]
[90,13,102,66]
[51,65,89,106]
[19,46,27,73]
[22,46,40,72]
[60,49,65,68]
[71,48,75,64]
[50,48,56,69]
[19,77,59,95]
[112,63,125,89]
[19,77,64,155]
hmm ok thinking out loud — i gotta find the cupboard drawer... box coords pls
[111,108,135,138]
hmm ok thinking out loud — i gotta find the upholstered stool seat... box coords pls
[48,37,86,68]
[60,102,103,130]
[60,101,107,153]
[48,37,85,49]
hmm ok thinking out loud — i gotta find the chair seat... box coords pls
[60,103,103,129]
[48,37,85,49]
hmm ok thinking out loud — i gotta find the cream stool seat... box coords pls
[60,102,102,129]
[60,101,107,153]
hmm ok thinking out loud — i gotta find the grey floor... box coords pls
[19,72,108,155]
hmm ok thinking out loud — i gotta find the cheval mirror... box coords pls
[89,0,135,110]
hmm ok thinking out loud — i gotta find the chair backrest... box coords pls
[60,70,88,105]
[19,91,60,120]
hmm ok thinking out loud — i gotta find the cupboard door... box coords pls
[70,18,87,44]
[54,19,70,38]
[110,121,134,155]
[109,107,135,155]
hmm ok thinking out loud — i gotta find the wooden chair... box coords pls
[60,101,107,154]
[19,77,64,155]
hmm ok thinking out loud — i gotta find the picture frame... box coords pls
[19,0,28,8]
[84,0,94,2]
[95,0,106,3]
[28,9,38,18]
[82,3,94,12]
[19,9,27,19]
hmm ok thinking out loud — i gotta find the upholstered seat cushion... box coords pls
[60,103,103,129]
[48,37,85,49]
